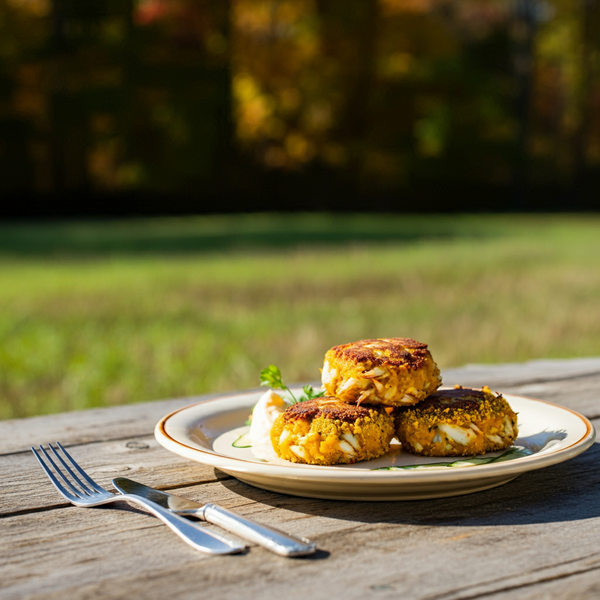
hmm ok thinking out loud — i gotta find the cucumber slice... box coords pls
[489,446,532,462]
[373,446,532,470]
[232,433,252,448]
[447,456,496,467]
[374,462,452,470]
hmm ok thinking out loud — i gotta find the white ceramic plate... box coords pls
[155,390,596,501]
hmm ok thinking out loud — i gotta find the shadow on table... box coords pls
[217,441,600,528]
[0,215,499,256]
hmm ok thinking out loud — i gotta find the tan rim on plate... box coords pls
[155,391,596,501]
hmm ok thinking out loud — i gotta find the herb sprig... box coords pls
[260,365,324,404]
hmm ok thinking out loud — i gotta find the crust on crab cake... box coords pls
[395,386,519,457]
[270,397,395,465]
[321,338,442,407]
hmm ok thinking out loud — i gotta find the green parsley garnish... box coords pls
[259,365,325,404]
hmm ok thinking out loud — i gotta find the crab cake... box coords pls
[396,386,519,457]
[321,338,442,407]
[271,397,395,465]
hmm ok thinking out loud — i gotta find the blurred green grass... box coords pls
[2,213,600,420]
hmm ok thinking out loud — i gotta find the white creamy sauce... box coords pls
[249,390,287,460]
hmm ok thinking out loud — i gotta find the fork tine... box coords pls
[38,444,91,497]
[31,446,80,502]
[45,443,96,496]
[55,441,107,494]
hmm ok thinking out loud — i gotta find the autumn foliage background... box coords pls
[2,1,600,420]
[1,0,599,214]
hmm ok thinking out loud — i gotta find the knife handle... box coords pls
[201,503,317,557]
[121,494,246,555]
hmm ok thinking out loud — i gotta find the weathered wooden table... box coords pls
[2,358,600,600]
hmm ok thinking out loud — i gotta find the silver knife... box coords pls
[113,477,317,557]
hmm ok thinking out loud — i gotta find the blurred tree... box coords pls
[314,0,379,183]
[0,0,598,210]
[572,0,600,187]
[511,0,537,208]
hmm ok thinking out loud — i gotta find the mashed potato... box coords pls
[249,389,288,460]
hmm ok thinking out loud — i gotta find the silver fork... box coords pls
[32,442,246,555]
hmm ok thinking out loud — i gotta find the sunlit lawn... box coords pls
[2,213,600,420]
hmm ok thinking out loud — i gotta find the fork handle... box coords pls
[201,503,317,557]
[121,494,246,555]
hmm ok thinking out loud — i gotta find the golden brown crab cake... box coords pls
[321,338,442,407]
[396,386,518,457]
[270,397,395,465]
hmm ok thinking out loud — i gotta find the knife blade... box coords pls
[113,477,317,557]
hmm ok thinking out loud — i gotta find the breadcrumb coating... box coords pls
[271,397,395,465]
[396,386,519,456]
[322,338,442,407]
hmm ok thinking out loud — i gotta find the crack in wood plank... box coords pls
[1,432,158,458]
[503,368,600,387]
[423,553,600,600]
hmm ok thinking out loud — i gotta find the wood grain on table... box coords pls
[1,358,600,600]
